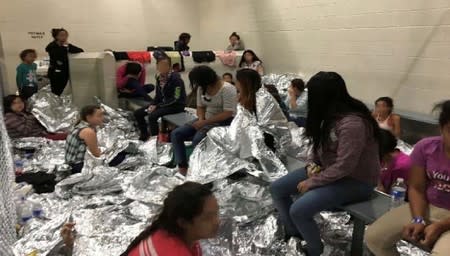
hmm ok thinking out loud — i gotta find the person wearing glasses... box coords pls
[171,66,236,175]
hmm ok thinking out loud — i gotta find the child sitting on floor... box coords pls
[3,95,67,140]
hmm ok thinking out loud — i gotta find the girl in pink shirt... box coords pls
[120,182,220,256]
[378,128,411,193]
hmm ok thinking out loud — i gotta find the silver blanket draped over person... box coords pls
[187,87,292,183]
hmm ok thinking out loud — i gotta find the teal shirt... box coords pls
[16,63,38,90]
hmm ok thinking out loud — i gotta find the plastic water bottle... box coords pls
[17,198,33,224]
[390,178,407,209]
[31,201,43,218]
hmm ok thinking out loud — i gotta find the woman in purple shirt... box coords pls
[270,71,381,256]
[366,100,450,255]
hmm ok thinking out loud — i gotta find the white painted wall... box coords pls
[199,0,450,115]
[0,0,199,94]
[254,0,450,114]
[197,0,263,53]
[1,0,449,116]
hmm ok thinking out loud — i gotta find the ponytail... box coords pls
[51,28,68,39]
[229,32,240,40]
[120,182,213,256]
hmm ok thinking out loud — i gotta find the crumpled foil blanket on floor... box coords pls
[10,80,426,256]
[28,86,79,133]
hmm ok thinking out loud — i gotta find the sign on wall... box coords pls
[28,32,45,39]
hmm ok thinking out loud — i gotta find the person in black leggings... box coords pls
[45,28,83,96]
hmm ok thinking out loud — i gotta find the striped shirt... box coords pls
[4,112,45,139]
[65,121,90,164]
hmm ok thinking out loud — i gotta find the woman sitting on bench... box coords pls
[171,66,236,175]
[270,71,381,256]
[366,100,450,255]
[134,56,186,141]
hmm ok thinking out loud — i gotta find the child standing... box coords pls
[45,28,84,96]
[16,49,38,100]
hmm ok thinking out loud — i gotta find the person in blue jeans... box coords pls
[171,66,236,175]
[270,71,381,256]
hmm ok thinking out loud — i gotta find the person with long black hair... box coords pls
[270,71,380,256]
[171,66,236,175]
[239,49,264,76]
[120,182,220,256]
[45,28,83,96]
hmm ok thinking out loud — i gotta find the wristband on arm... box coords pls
[411,217,426,225]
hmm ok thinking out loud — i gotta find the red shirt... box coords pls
[128,229,202,256]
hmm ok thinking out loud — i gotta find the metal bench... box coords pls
[118,98,150,111]
[284,158,392,255]
[339,191,391,256]
[162,111,197,127]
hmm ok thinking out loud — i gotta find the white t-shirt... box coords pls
[240,60,261,71]
[197,82,237,119]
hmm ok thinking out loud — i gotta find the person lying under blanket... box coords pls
[65,105,126,174]
[3,95,67,140]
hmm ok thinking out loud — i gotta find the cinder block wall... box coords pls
[0,0,200,94]
[197,0,450,116]
[1,0,449,117]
